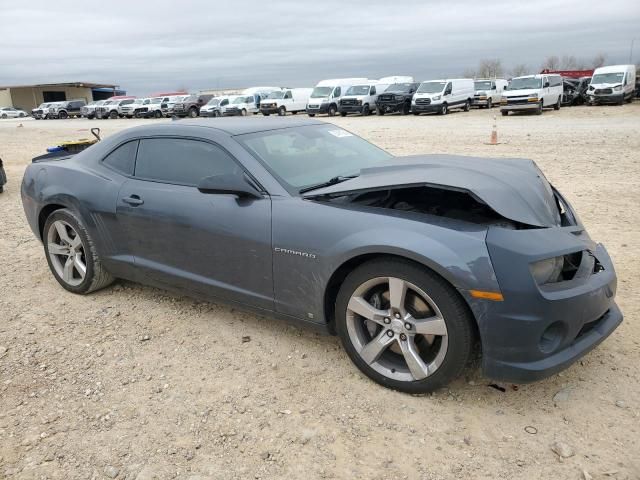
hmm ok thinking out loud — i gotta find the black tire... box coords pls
[439,103,448,115]
[241,109,248,116]
[278,106,286,116]
[553,97,561,110]
[19,112,25,117]
[308,113,315,117]
[188,107,198,118]
[153,110,162,118]
[501,110,509,116]
[291,111,298,115]
[1,114,6,119]
[213,110,221,118]
[109,110,118,119]
[335,258,474,393]
[362,104,370,116]
[402,102,411,115]
[263,112,270,116]
[463,100,470,112]
[413,112,420,116]
[340,111,347,117]
[328,104,337,117]
[43,208,114,295]
[535,102,543,115]
[487,98,492,109]
[377,108,385,116]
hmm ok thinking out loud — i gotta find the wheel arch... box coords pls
[323,252,469,335]
[38,203,68,240]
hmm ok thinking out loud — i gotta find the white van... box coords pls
[587,65,636,105]
[338,80,382,116]
[412,79,474,115]
[200,96,231,117]
[500,74,563,115]
[224,94,261,116]
[472,79,508,108]
[306,78,368,116]
[260,88,312,116]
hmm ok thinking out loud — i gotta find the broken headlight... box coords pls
[530,256,564,285]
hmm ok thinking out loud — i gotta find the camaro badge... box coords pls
[274,247,317,259]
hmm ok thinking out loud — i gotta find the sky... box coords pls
[1,0,638,95]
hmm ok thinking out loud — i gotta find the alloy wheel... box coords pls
[346,276,448,382]
[46,220,87,286]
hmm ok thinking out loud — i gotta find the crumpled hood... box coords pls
[303,155,562,227]
[589,82,622,89]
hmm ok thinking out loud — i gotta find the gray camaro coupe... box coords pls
[21,118,622,393]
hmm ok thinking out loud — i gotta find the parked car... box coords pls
[199,97,230,117]
[96,99,138,119]
[223,95,260,116]
[338,77,413,117]
[260,88,312,116]
[471,79,508,108]
[114,99,137,117]
[48,100,87,119]
[0,157,6,193]
[306,78,368,116]
[375,82,419,115]
[501,74,563,115]
[172,94,213,118]
[561,76,591,106]
[32,103,53,119]
[162,95,190,117]
[81,100,106,119]
[119,98,151,118]
[0,107,28,119]
[21,118,623,393]
[412,79,474,115]
[140,97,170,118]
[587,65,636,105]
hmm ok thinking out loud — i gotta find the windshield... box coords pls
[474,81,492,90]
[132,99,144,104]
[236,124,392,193]
[266,91,285,99]
[417,82,446,94]
[311,86,333,98]
[103,101,113,106]
[150,97,162,104]
[591,72,624,84]
[207,98,221,106]
[507,77,542,90]
[384,83,413,93]
[346,85,370,96]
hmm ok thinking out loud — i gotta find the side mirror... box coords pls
[197,173,262,198]
[492,85,497,90]
[544,82,550,88]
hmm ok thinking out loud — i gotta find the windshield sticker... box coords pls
[328,129,353,138]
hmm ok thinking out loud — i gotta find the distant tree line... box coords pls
[462,53,610,79]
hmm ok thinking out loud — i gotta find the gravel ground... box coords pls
[0,104,639,480]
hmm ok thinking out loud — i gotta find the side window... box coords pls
[102,140,138,176]
[221,99,228,106]
[122,99,134,106]
[370,86,376,95]
[134,138,240,186]
[284,91,292,99]
[444,83,452,95]
[334,87,341,97]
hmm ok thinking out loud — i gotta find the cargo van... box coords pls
[306,78,368,116]
[260,88,312,116]
[472,79,508,108]
[500,74,563,115]
[587,65,636,105]
[412,78,474,115]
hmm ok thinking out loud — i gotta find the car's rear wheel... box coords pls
[335,259,474,393]
[43,209,114,294]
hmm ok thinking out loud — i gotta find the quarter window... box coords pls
[102,140,138,176]
[134,138,240,186]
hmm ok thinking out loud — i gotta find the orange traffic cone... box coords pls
[488,115,498,145]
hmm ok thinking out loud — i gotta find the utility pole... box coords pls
[630,39,635,64]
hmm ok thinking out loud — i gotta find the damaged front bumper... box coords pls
[463,225,622,383]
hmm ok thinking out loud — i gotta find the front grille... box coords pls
[378,95,394,102]
[507,97,531,105]
[34,109,42,114]
[415,98,431,105]
[307,104,320,109]
[340,99,357,106]
[595,88,613,94]
[261,103,276,109]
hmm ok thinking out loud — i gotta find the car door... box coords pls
[116,136,274,310]
[541,76,549,106]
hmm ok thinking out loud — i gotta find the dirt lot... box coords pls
[1,105,639,480]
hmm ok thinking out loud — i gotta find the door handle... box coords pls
[122,195,144,206]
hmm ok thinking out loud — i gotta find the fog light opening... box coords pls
[539,321,565,354]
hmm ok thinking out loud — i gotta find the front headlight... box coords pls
[530,257,564,285]
[613,85,622,91]
[432,95,441,101]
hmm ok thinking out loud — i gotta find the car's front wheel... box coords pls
[335,258,474,393]
[43,209,114,294]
